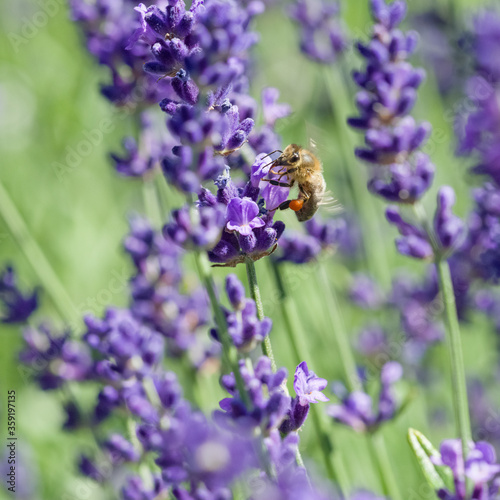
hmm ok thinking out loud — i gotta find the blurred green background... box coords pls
[0,0,495,498]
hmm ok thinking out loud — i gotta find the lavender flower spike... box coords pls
[280,362,328,435]
[0,265,38,324]
[349,0,434,203]
[294,361,329,406]
[226,197,266,236]
[431,439,500,499]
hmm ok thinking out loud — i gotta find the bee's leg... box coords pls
[278,200,291,210]
[269,166,288,175]
[261,179,293,188]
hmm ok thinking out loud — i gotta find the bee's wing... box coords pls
[305,121,337,157]
[318,190,344,216]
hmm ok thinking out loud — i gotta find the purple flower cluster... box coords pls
[349,0,432,203]
[20,324,92,390]
[200,175,285,267]
[289,0,347,64]
[386,186,464,260]
[70,0,172,105]
[456,10,500,283]
[124,216,219,366]
[279,361,329,434]
[211,274,272,352]
[328,361,403,433]
[128,0,263,193]
[275,216,350,264]
[0,265,38,324]
[349,0,463,262]
[110,111,172,178]
[431,439,500,499]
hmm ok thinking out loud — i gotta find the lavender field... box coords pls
[0,0,499,498]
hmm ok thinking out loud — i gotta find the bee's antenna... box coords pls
[260,149,282,160]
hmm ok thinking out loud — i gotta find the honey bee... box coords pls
[262,143,329,222]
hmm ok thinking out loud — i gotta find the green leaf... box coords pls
[407,428,446,494]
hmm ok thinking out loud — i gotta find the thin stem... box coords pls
[0,179,79,325]
[367,432,402,500]
[323,66,391,290]
[194,251,250,407]
[318,263,402,500]
[316,263,362,392]
[436,258,472,458]
[412,202,472,457]
[245,258,309,474]
[270,260,349,494]
[245,259,277,372]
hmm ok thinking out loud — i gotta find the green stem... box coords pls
[0,180,79,325]
[316,264,362,392]
[318,263,402,500]
[323,66,391,290]
[245,259,277,372]
[194,251,250,408]
[436,259,472,458]
[270,260,349,494]
[367,432,402,500]
[245,258,309,474]
[194,253,276,478]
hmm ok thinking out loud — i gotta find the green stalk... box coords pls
[0,180,79,325]
[194,251,250,407]
[367,432,403,500]
[317,263,402,500]
[322,67,391,290]
[245,259,277,372]
[436,258,472,459]
[245,258,309,474]
[412,201,472,458]
[316,263,362,393]
[195,252,277,478]
[270,260,349,494]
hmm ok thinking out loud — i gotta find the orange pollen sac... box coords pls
[289,199,304,212]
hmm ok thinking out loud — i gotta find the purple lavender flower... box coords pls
[349,273,384,309]
[226,197,266,236]
[431,439,500,499]
[434,187,464,251]
[386,186,464,260]
[164,203,225,250]
[84,308,165,380]
[390,272,444,364]
[275,217,349,264]
[289,0,347,64]
[211,275,272,352]
[19,324,92,390]
[250,88,291,156]
[328,361,403,433]
[348,0,434,204]
[70,0,172,106]
[110,112,171,177]
[280,362,329,434]
[251,153,290,212]
[356,325,390,360]
[0,265,38,324]
[216,356,290,434]
[206,176,285,267]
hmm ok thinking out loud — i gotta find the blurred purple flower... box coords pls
[328,361,403,433]
[289,0,347,64]
[432,439,500,499]
[0,265,38,324]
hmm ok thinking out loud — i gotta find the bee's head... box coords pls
[279,144,301,166]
